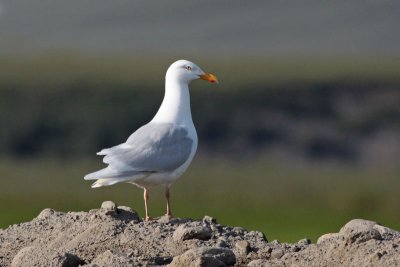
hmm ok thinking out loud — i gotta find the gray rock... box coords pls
[114,207,140,222]
[216,239,228,248]
[117,206,133,212]
[297,238,311,247]
[157,215,190,224]
[173,225,212,241]
[257,245,273,258]
[2,205,400,267]
[195,257,227,267]
[203,216,217,225]
[270,240,280,246]
[11,246,81,267]
[101,201,117,212]
[270,248,284,259]
[248,230,268,242]
[153,256,173,265]
[157,214,172,224]
[317,233,343,245]
[373,224,400,239]
[169,247,236,267]
[36,208,55,220]
[246,251,259,261]
[233,227,246,234]
[235,240,250,255]
[339,219,382,243]
[290,245,300,252]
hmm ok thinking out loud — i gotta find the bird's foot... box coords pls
[145,216,152,222]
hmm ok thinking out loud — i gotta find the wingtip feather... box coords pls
[84,173,95,180]
[91,181,102,188]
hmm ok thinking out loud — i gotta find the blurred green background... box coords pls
[1,1,399,242]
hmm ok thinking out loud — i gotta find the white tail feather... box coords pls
[84,167,116,180]
[91,178,122,188]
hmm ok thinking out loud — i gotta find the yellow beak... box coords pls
[199,73,218,84]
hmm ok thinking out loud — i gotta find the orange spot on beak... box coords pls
[199,73,218,84]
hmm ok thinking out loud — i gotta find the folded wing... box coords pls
[85,123,193,181]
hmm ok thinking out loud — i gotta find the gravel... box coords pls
[0,201,399,267]
[173,225,212,242]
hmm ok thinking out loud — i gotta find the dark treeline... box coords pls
[1,78,399,165]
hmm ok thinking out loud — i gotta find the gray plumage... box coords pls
[84,123,193,182]
[83,59,216,220]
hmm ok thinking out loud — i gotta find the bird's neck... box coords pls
[151,78,193,125]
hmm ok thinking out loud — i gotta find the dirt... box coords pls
[0,201,399,267]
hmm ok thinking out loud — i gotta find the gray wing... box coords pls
[98,123,193,172]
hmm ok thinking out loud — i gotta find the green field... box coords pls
[1,55,400,89]
[1,157,399,243]
[1,55,399,242]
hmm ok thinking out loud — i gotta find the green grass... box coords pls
[1,55,400,91]
[0,157,399,243]
[1,54,399,242]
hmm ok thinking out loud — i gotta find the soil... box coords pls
[0,201,399,266]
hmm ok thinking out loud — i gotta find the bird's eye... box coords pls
[185,66,192,71]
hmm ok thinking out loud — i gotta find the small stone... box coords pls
[290,245,300,252]
[117,206,133,212]
[157,214,173,224]
[270,248,284,259]
[203,215,217,225]
[36,208,55,220]
[169,247,236,267]
[153,256,173,265]
[256,246,273,259]
[11,246,81,267]
[271,240,280,246]
[246,251,258,260]
[340,219,382,243]
[317,233,343,245]
[235,240,250,255]
[101,201,117,212]
[265,246,273,253]
[173,225,212,241]
[297,238,311,246]
[233,227,246,233]
[373,224,400,239]
[250,230,268,242]
[216,239,228,248]
[210,224,220,232]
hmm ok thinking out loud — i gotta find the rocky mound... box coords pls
[0,201,399,267]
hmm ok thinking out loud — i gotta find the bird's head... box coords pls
[166,59,218,84]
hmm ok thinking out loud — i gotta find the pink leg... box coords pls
[165,186,173,217]
[144,188,150,221]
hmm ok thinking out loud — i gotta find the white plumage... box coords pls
[84,59,218,220]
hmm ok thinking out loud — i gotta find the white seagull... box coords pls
[84,60,218,221]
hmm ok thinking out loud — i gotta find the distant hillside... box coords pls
[1,56,399,166]
[0,0,399,57]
